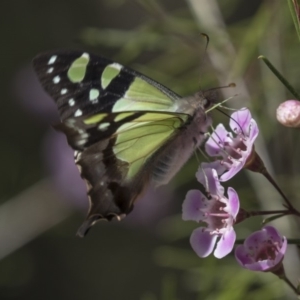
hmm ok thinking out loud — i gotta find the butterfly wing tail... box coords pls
[74,141,139,237]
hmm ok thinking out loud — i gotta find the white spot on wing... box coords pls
[47,67,54,73]
[110,62,122,70]
[89,88,99,101]
[61,88,68,95]
[78,130,89,139]
[53,76,60,84]
[68,98,75,106]
[75,109,82,117]
[82,53,90,59]
[77,139,87,146]
[74,151,82,163]
[48,55,57,65]
[65,119,77,129]
[82,133,89,139]
[66,119,76,125]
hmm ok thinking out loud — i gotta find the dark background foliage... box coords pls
[1,0,299,299]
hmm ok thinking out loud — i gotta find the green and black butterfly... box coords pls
[33,50,215,237]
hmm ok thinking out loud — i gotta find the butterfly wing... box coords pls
[33,50,192,235]
[33,50,181,120]
[58,111,189,236]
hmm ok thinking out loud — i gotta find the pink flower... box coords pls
[276,100,300,127]
[182,168,240,259]
[205,108,259,181]
[235,226,287,272]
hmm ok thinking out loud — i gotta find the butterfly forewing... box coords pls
[33,50,181,120]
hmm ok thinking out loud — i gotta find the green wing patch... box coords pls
[57,111,189,179]
[67,53,90,83]
[113,112,188,179]
[112,77,179,112]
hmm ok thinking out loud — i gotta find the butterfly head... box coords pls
[179,89,217,116]
[202,89,218,111]
[201,82,236,112]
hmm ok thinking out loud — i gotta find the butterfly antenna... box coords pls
[195,33,211,91]
[200,33,210,66]
[205,82,236,93]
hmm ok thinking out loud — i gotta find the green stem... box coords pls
[288,0,300,42]
[247,209,290,216]
[286,238,300,244]
[258,56,300,99]
[280,275,300,295]
[236,238,300,245]
[261,168,300,215]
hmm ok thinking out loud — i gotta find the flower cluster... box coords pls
[182,108,287,274]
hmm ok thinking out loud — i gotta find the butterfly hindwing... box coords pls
[62,111,189,236]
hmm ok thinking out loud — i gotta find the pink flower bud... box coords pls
[276,100,300,127]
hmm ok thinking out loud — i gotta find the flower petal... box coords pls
[244,261,275,272]
[262,225,283,243]
[214,228,236,258]
[197,162,227,182]
[182,190,207,221]
[249,119,259,142]
[274,236,287,266]
[227,187,240,218]
[196,166,224,196]
[205,124,229,157]
[190,228,217,258]
[235,244,254,266]
[243,226,281,249]
[219,162,244,182]
[230,108,251,133]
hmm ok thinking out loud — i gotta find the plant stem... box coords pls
[247,209,290,216]
[261,168,300,215]
[286,238,300,244]
[236,238,300,245]
[258,56,300,99]
[281,275,300,295]
[288,0,300,42]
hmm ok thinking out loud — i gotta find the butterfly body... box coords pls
[33,50,213,236]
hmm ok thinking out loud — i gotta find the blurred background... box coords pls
[1,0,300,299]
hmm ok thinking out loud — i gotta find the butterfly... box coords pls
[33,50,215,237]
